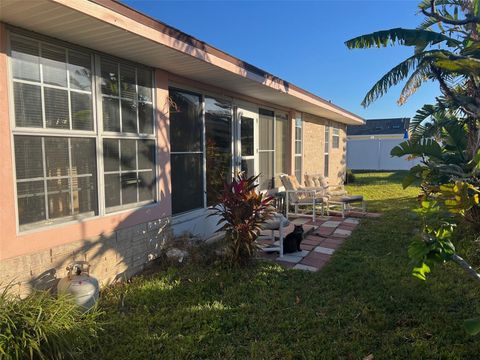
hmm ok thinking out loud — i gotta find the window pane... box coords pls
[259,109,274,150]
[138,101,153,134]
[14,83,42,128]
[72,176,97,215]
[324,154,329,177]
[137,68,152,102]
[45,88,69,129]
[241,116,254,156]
[121,99,137,133]
[171,153,203,214]
[104,174,120,208]
[41,44,67,87]
[11,36,40,82]
[17,181,46,225]
[120,139,136,171]
[259,151,274,190]
[169,89,202,152]
[275,114,288,177]
[103,97,120,132]
[138,139,155,170]
[333,136,340,149]
[103,139,120,172]
[241,158,255,178]
[69,50,91,91]
[120,64,136,100]
[14,136,44,179]
[47,178,71,219]
[101,59,118,96]
[295,140,302,155]
[138,171,154,202]
[45,137,69,177]
[71,138,96,175]
[295,156,302,183]
[71,92,93,130]
[121,173,137,204]
[205,97,232,206]
[295,127,302,141]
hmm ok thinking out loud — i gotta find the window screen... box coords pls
[169,88,204,214]
[14,135,97,228]
[11,35,94,131]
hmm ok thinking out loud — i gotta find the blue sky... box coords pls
[123,0,441,120]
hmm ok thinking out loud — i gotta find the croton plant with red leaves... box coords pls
[209,172,275,266]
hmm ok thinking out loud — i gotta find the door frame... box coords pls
[234,102,259,178]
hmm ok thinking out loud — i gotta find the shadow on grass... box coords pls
[88,196,480,359]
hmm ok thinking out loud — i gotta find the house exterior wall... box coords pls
[302,113,347,185]
[0,20,348,296]
[0,23,172,295]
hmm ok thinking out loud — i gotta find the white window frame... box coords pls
[324,122,330,178]
[294,113,303,183]
[96,54,157,214]
[7,28,157,233]
[332,123,340,149]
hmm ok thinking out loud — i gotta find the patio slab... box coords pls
[259,211,380,272]
[321,221,342,228]
[314,246,335,255]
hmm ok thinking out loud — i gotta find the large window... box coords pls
[205,97,232,206]
[294,114,302,183]
[10,32,156,230]
[99,57,156,212]
[169,89,204,215]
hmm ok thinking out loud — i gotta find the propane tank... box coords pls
[57,261,99,310]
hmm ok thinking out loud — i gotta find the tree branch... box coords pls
[452,254,480,282]
[421,0,480,26]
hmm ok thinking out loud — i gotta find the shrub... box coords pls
[0,287,103,360]
[209,173,274,266]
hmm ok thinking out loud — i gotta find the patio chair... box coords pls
[304,174,365,218]
[280,174,328,222]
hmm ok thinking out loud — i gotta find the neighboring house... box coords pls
[0,0,363,295]
[347,118,420,170]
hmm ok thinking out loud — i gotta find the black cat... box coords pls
[283,225,304,254]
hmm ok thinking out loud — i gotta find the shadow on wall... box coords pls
[26,101,173,294]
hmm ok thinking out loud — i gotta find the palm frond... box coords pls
[361,50,450,107]
[345,28,461,50]
[399,60,434,105]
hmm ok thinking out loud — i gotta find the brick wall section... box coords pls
[302,113,347,185]
[0,217,171,298]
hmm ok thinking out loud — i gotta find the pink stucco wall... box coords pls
[0,22,172,261]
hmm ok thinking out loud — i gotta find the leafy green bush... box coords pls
[0,287,103,360]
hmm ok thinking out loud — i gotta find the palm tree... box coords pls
[345,0,480,158]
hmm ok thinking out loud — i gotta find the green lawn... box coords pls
[90,172,480,359]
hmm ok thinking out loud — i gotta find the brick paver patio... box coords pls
[259,211,381,272]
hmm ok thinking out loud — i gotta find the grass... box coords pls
[89,172,480,359]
